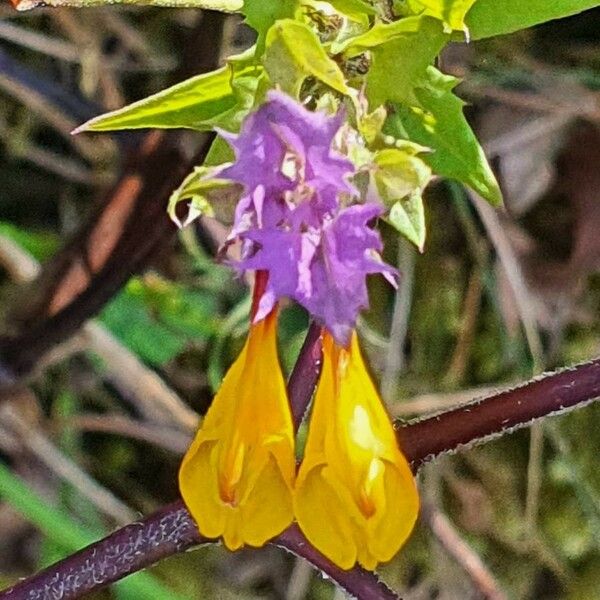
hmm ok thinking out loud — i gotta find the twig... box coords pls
[469,191,547,536]
[444,269,483,385]
[381,239,415,403]
[81,323,198,430]
[422,502,508,600]
[287,322,323,430]
[65,414,191,454]
[0,402,136,525]
[3,352,600,599]
[401,357,600,469]
[390,386,504,417]
[469,192,543,368]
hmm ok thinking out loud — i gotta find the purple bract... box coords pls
[219,91,395,346]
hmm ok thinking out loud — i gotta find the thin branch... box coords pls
[400,357,600,469]
[64,414,190,454]
[287,322,323,430]
[421,502,507,600]
[3,352,600,599]
[0,402,136,525]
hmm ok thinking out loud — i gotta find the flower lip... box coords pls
[179,293,295,550]
[293,330,419,570]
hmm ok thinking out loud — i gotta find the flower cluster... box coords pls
[219,91,396,346]
[179,92,419,571]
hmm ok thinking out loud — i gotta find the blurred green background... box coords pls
[0,6,599,599]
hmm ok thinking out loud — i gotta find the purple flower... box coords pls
[239,203,396,346]
[219,91,355,235]
[218,91,395,346]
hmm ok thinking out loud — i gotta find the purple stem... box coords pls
[3,354,600,599]
[400,357,600,470]
[287,322,323,431]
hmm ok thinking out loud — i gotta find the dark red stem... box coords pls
[287,322,323,430]
[400,357,600,470]
[3,355,600,599]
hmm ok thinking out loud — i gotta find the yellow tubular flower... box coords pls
[294,331,419,570]
[179,309,295,550]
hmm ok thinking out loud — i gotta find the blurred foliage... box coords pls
[0,4,599,600]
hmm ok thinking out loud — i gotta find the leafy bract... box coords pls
[373,146,431,250]
[387,67,502,206]
[349,16,447,107]
[74,64,259,133]
[168,166,241,228]
[388,193,427,251]
[466,0,600,40]
[327,0,376,18]
[264,19,349,96]
[408,0,477,33]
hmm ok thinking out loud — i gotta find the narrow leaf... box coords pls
[74,65,251,133]
[359,17,448,107]
[387,194,427,251]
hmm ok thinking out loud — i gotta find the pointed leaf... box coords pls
[387,67,502,205]
[387,193,427,251]
[75,64,259,133]
[354,17,448,107]
[242,0,299,55]
[408,0,477,33]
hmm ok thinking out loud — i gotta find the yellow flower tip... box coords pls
[179,310,295,550]
[294,331,420,571]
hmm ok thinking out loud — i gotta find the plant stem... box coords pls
[3,355,600,599]
[400,357,600,470]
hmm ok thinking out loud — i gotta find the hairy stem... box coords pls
[3,355,600,599]
[400,357,600,470]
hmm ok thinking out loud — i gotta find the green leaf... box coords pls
[168,166,226,227]
[100,277,219,366]
[466,0,600,40]
[14,0,241,11]
[264,19,349,96]
[408,0,477,32]
[351,16,448,107]
[327,0,377,18]
[100,289,184,366]
[373,147,431,250]
[74,64,257,133]
[242,0,299,55]
[0,222,59,261]
[333,14,440,54]
[374,147,432,200]
[387,67,502,205]
[388,193,427,251]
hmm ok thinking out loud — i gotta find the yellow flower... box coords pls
[294,331,419,570]
[179,310,295,550]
